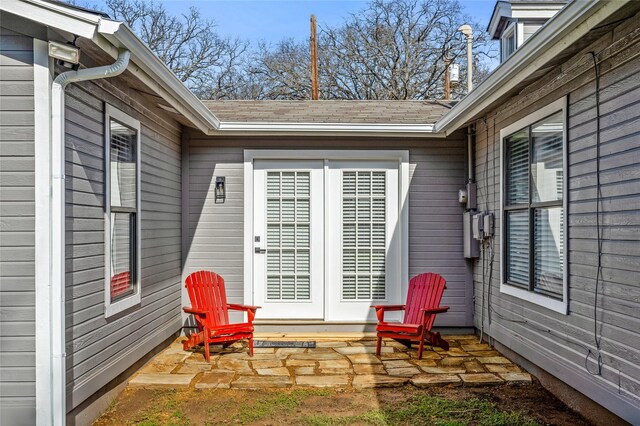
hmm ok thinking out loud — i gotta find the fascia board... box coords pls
[212,122,446,137]
[2,0,99,38]
[434,0,628,136]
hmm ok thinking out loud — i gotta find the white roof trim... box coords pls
[215,121,444,137]
[435,0,630,136]
[218,121,435,132]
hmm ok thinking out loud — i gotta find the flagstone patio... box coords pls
[129,335,532,390]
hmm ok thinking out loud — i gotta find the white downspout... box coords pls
[49,48,130,426]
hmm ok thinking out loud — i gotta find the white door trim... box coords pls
[244,149,409,317]
[33,38,53,426]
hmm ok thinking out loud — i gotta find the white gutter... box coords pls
[50,49,131,426]
[434,0,630,135]
[216,121,441,137]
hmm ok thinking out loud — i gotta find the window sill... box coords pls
[105,292,141,318]
[500,283,567,315]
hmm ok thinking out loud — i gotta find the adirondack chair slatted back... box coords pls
[185,271,230,329]
[403,273,446,329]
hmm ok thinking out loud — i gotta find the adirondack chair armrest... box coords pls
[421,306,450,315]
[183,307,208,317]
[227,304,261,311]
[371,304,406,322]
[228,304,261,323]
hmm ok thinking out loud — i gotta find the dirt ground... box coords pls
[93,380,593,425]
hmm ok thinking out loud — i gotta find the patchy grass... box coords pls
[235,389,333,424]
[298,394,540,426]
[95,386,588,426]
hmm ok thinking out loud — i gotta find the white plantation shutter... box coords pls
[266,171,311,300]
[342,171,386,300]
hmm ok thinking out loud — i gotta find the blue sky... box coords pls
[157,0,497,45]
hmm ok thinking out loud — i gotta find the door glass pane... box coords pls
[110,212,134,300]
[505,129,529,205]
[534,207,564,298]
[266,171,311,300]
[342,171,386,300]
[532,111,564,203]
[110,120,137,209]
[506,210,529,287]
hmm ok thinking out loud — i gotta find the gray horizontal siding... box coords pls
[0,27,35,426]
[64,73,183,411]
[183,136,471,327]
[473,12,640,423]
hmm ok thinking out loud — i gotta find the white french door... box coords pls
[326,161,402,322]
[253,161,324,319]
[250,154,406,322]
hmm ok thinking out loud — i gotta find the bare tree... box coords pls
[253,0,495,100]
[81,0,248,98]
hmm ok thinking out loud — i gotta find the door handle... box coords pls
[254,247,267,254]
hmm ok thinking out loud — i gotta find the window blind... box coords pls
[266,172,311,300]
[342,171,386,300]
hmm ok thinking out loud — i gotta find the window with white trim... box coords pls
[503,106,565,305]
[501,23,516,62]
[104,105,141,317]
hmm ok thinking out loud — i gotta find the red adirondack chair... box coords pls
[372,272,449,359]
[182,271,260,361]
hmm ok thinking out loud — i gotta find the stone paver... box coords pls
[252,359,282,369]
[286,359,316,367]
[460,373,504,386]
[256,367,290,376]
[387,367,421,377]
[315,341,348,348]
[411,374,461,387]
[336,346,392,355]
[139,363,176,374]
[420,366,466,374]
[486,364,521,373]
[353,364,386,375]
[253,348,275,354]
[218,358,253,375]
[153,352,191,365]
[176,363,212,374]
[499,372,532,383]
[275,348,306,357]
[295,367,315,375]
[382,360,413,369]
[290,352,343,360]
[130,373,195,387]
[296,375,349,387]
[440,357,471,366]
[318,359,350,370]
[347,354,383,364]
[460,343,492,352]
[352,375,408,388]
[463,361,485,373]
[477,356,511,364]
[195,371,235,389]
[379,351,410,360]
[127,335,530,391]
[232,376,292,389]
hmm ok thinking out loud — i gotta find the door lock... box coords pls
[254,247,267,254]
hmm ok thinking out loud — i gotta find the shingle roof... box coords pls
[202,100,452,125]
